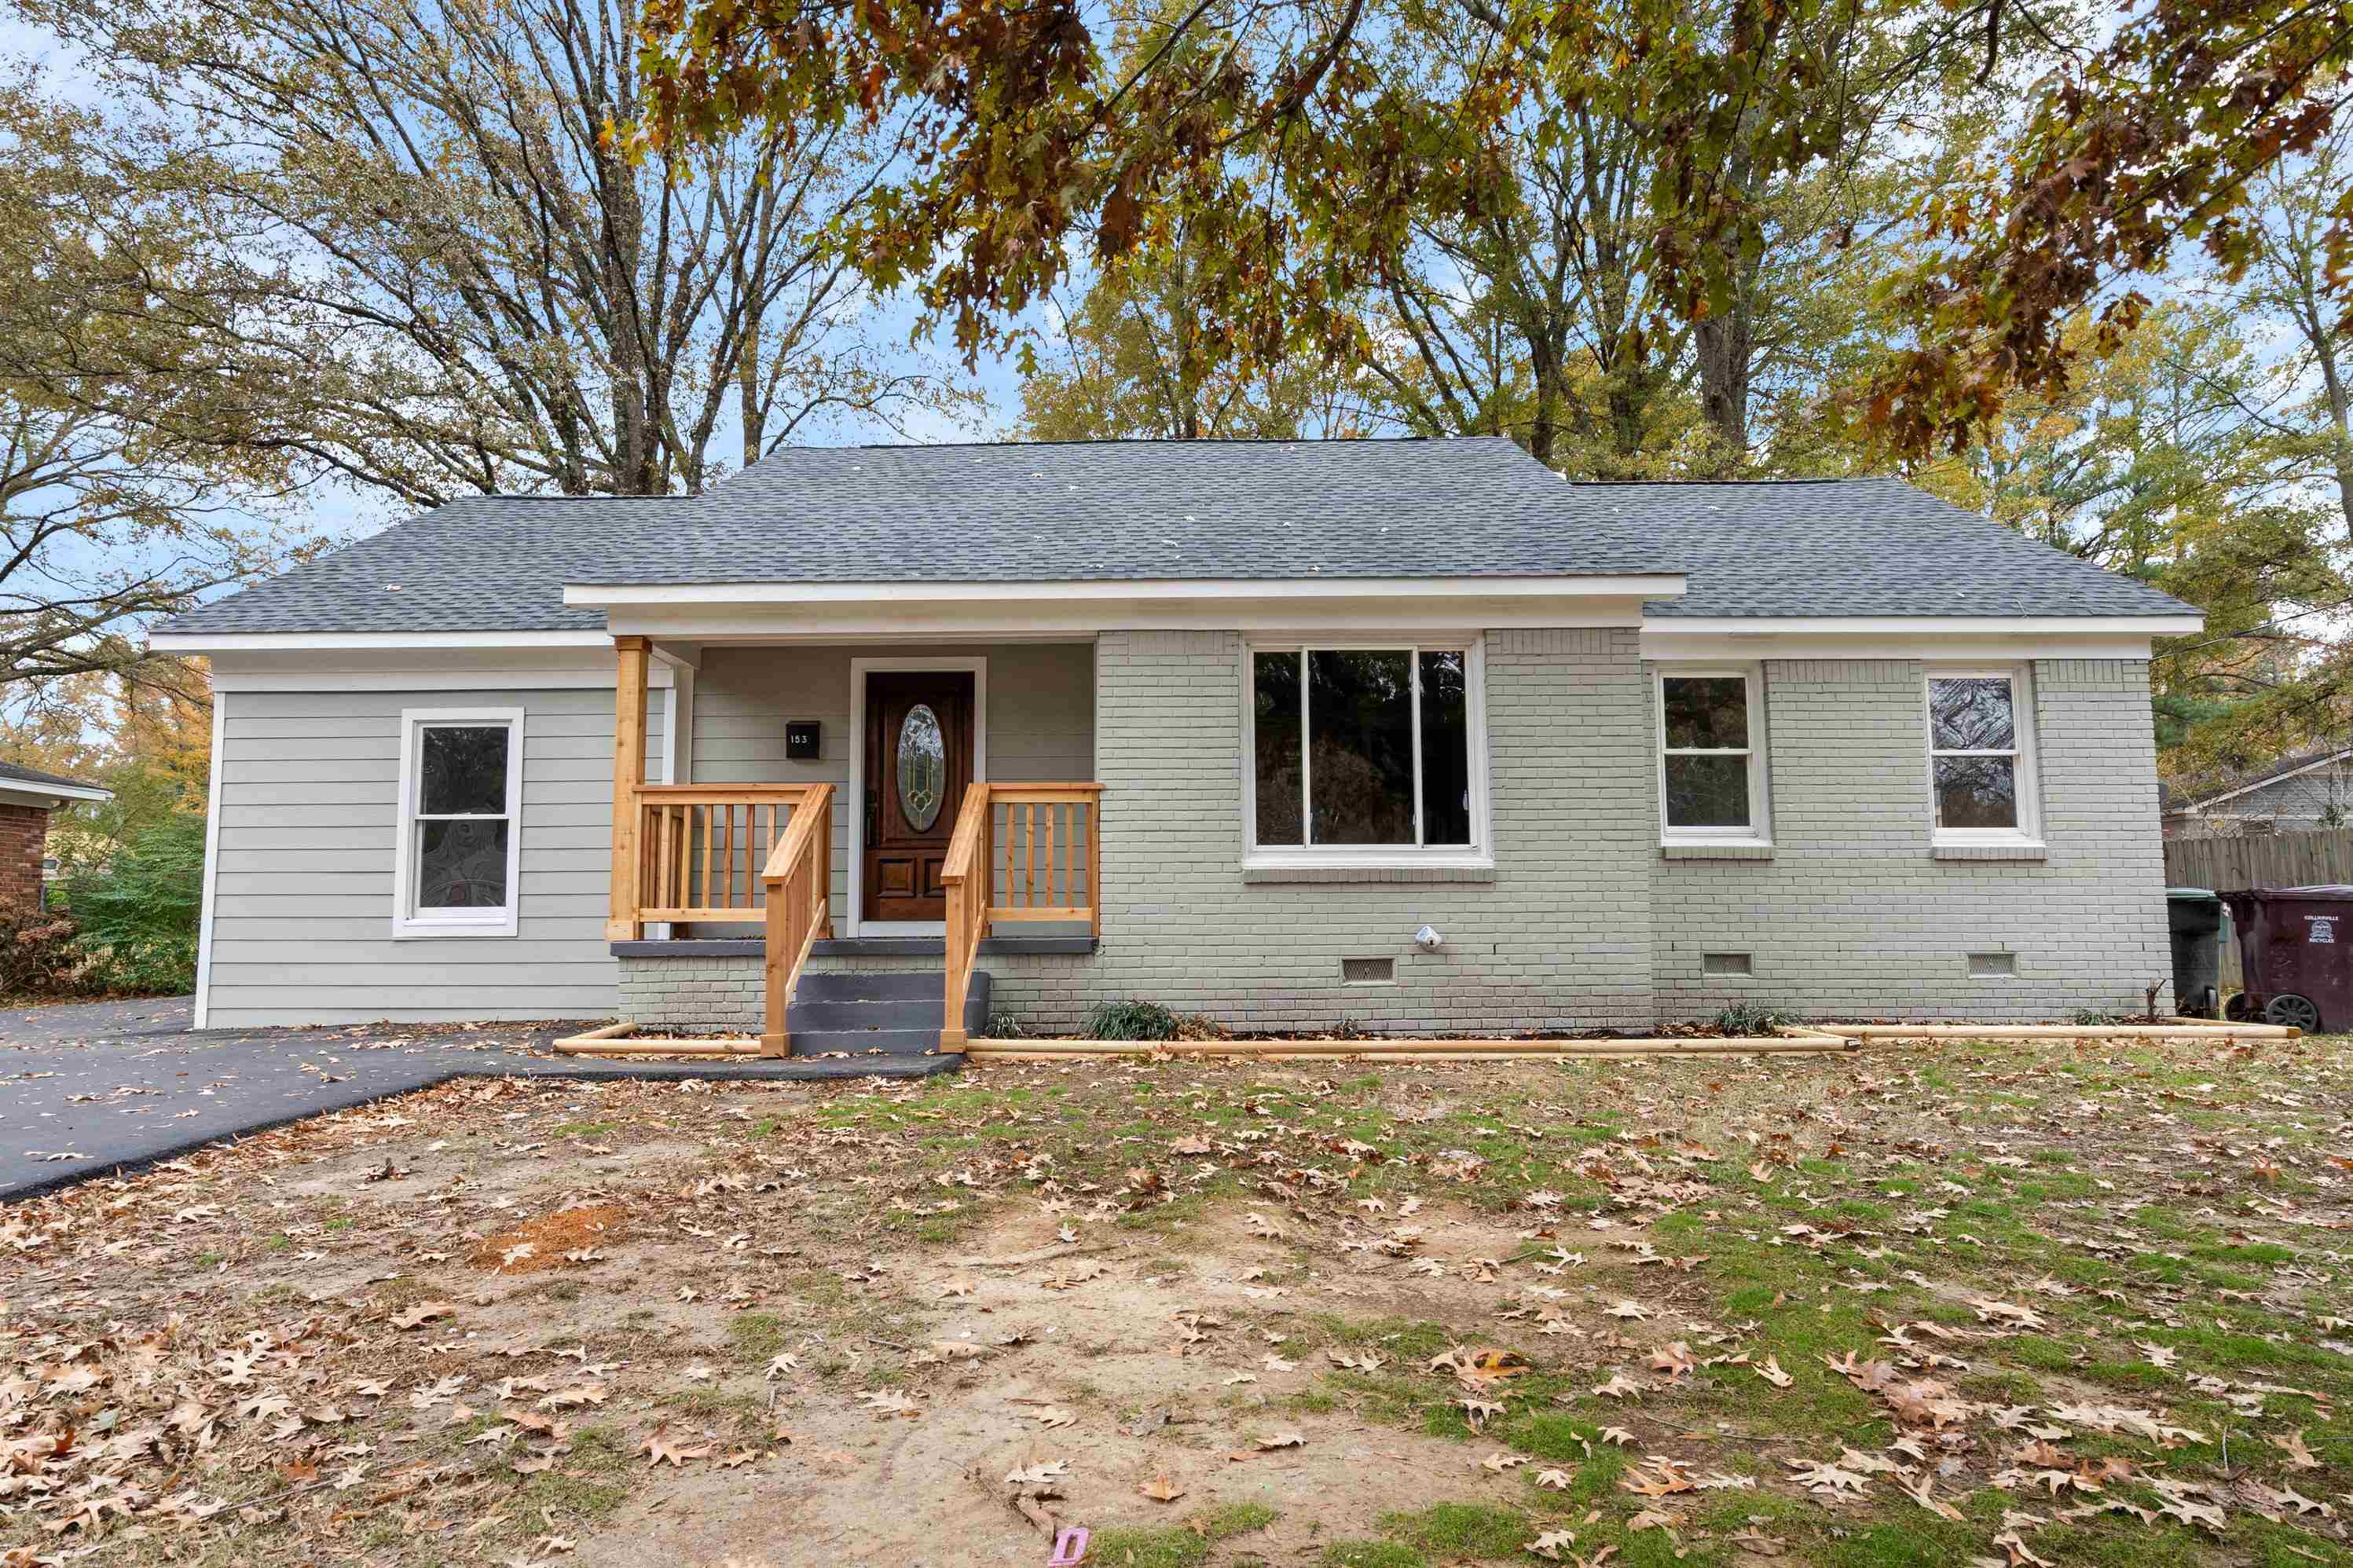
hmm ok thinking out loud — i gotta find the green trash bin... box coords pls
[2167,887,2223,1018]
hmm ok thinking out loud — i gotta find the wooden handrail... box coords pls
[940,782,1101,1050]
[989,784,1103,937]
[939,782,995,1052]
[759,782,834,1058]
[638,783,815,803]
[633,782,819,924]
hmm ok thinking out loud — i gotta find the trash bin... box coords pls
[2217,886,2353,1032]
[2166,888,2223,1018]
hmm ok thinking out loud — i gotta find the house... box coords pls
[150,438,2204,1042]
[0,762,115,910]
[2162,748,2353,838]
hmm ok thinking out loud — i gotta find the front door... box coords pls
[863,672,974,922]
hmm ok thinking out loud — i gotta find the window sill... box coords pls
[1241,860,1496,885]
[392,917,518,940]
[1932,840,2047,863]
[1661,840,1775,861]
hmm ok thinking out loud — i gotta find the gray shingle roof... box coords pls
[159,437,2194,636]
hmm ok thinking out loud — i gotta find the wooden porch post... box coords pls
[607,636,650,941]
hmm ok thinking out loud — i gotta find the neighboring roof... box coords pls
[156,438,2197,637]
[0,761,112,803]
[2167,747,2353,814]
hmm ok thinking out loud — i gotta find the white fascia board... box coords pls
[604,594,1663,641]
[563,573,1688,608]
[0,782,112,808]
[1649,614,2203,636]
[1642,616,2198,664]
[148,629,611,653]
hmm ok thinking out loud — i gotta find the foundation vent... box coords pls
[1342,958,1395,985]
[1968,952,2018,977]
[1702,952,1753,976]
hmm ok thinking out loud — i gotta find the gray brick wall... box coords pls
[1651,658,2169,1021]
[995,627,1658,1033]
[615,955,763,1034]
[615,643,2172,1038]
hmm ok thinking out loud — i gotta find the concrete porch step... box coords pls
[785,969,991,1053]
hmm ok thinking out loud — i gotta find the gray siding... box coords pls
[1649,658,2169,1021]
[686,643,1094,925]
[204,687,659,1027]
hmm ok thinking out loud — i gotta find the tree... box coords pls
[1020,236,1380,441]
[625,0,2345,459]
[26,0,973,503]
[2226,121,2353,544]
[0,87,288,688]
[1911,300,2353,780]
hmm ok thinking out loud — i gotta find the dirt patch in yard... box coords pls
[471,1200,631,1274]
[3,1037,2352,1566]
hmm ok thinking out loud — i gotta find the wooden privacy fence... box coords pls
[2163,830,2353,895]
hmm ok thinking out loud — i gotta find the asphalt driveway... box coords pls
[0,996,955,1200]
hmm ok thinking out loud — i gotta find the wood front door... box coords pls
[863,672,974,922]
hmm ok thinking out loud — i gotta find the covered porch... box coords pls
[600,636,1104,1056]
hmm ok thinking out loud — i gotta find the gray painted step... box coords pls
[798,970,950,1002]
[786,970,991,1053]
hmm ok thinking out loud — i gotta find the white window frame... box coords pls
[1239,636,1492,870]
[1655,664,1772,847]
[394,707,524,939]
[1923,667,2040,846]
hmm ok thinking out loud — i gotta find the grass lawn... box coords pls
[2,1029,2350,1565]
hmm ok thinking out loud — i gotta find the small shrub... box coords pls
[985,1010,1028,1039]
[1083,998,1181,1041]
[1713,1002,1794,1036]
[0,909,97,998]
[2069,1008,2130,1026]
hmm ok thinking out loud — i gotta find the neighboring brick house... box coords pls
[0,763,114,911]
[2163,749,2353,838]
[152,438,2203,1033]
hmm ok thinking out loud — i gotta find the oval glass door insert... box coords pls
[896,704,947,830]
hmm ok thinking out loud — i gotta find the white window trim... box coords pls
[1239,636,1493,870]
[1924,666,2041,847]
[1655,664,1772,847]
[394,707,524,939]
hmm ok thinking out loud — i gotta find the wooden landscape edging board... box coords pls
[552,1023,761,1058]
[1809,1022,2299,1042]
[962,1031,1857,1064]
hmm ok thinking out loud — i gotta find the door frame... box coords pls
[845,656,988,936]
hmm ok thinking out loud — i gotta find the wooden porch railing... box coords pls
[760,782,834,1057]
[940,782,1102,1050]
[633,785,817,924]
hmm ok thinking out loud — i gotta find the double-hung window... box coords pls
[1247,642,1486,863]
[394,709,523,937]
[1656,668,1769,843]
[1925,670,2037,842]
